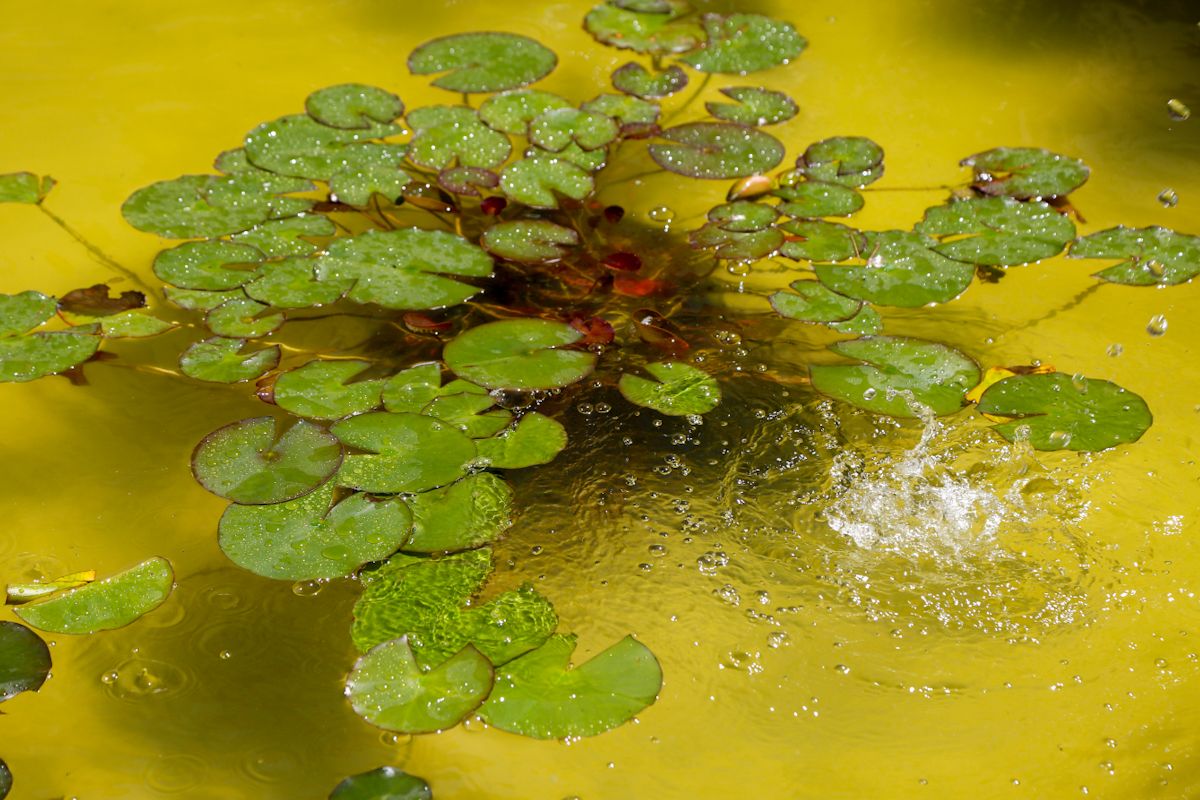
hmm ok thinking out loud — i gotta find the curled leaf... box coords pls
[14,557,174,635]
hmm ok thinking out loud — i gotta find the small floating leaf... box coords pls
[1069,226,1200,286]
[122,174,307,239]
[770,280,862,323]
[153,241,262,291]
[243,115,402,180]
[475,412,568,469]
[796,137,884,188]
[332,412,475,494]
[306,84,404,130]
[479,89,572,134]
[779,220,867,262]
[482,220,580,264]
[329,767,432,800]
[529,108,620,152]
[706,86,798,126]
[809,336,980,417]
[0,759,9,798]
[828,304,882,335]
[0,622,51,702]
[478,633,662,739]
[650,122,785,179]
[0,292,101,383]
[164,287,242,312]
[408,32,556,94]
[0,291,56,337]
[916,197,1075,266]
[963,147,1089,199]
[581,93,660,126]
[680,13,806,74]
[274,360,384,420]
[976,372,1152,452]
[14,557,174,635]
[0,172,53,204]
[192,417,342,505]
[612,62,688,99]
[618,361,721,416]
[180,337,280,383]
[406,106,512,170]
[584,0,704,55]
[814,230,974,307]
[443,319,596,390]
[206,297,284,339]
[707,200,779,232]
[423,391,512,438]
[406,473,514,553]
[329,146,414,206]
[437,166,499,197]
[244,256,351,308]
[219,483,411,580]
[773,179,863,218]
[689,223,782,259]
[500,156,594,209]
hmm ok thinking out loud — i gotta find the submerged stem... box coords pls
[37,204,154,294]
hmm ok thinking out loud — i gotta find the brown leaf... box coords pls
[603,252,642,272]
[614,275,671,297]
[568,316,614,346]
[480,196,507,216]
[403,312,453,333]
[58,284,146,316]
[633,308,689,354]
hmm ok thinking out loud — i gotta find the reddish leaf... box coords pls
[603,252,642,272]
[568,316,615,346]
[603,205,626,224]
[614,275,671,297]
[403,312,453,333]
[621,122,660,139]
[58,284,146,316]
[255,372,279,404]
[480,196,507,216]
[633,309,688,354]
[313,200,356,213]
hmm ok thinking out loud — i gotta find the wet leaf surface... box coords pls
[774,179,863,217]
[306,84,405,130]
[814,230,974,307]
[612,63,688,99]
[770,280,863,323]
[779,220,867,262]
[917,197,1075,266]
[245,256,351,308]
[443,319,596,390]
[406,472,514,553]
[618,361,721,415]
[500,156,594,209]
[192,417,342,505]
[706,86,798,126]
[796,137,884,188]
[581,93,660,126]
[963,146,1089,199]
[243,115,402,180]
[206,297,285,338]
[0,622,51,702]
[153,241,263,291]
[478,89,571,134]
[406,106,512,170]
[274,360,385,420]
[583,0,703,55]
[332,412,476,494]
[650,122,785,179]
[408,32,557,94]
[681,13,806,74]
[475,412,568,468]
[0,172,53,204]
[707,200,779,232]
[179,337,280,383]
[0,292,101,383]
[482,220,580,263]
[15,557,174,635]
[529,108,619,152]
[689,223,782,259]
[1070,225,1200,286]
[122,174,308,239]
[438,166,499,197]
[329,766,432,800]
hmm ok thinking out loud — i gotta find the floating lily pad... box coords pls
[580,93,660,125]
[274,360,384,419]
[478,633,662,739]
[332,412,476,494]
[406,472,514,553]
[774,179,863,217]
[583,0,704,55]
[481,220,579,264]
[438,166,499,197]
[707,201,779,232]
[689,223,782,259]
[779,220,867,262]
[479,90,572,135]
[537,142,607,173]
[206,297,284,338]
[60,308,174,339]
[244,256,351,308]
[612,63,688,99]
[770,280,862,323]
[814,230,974,307]
[796,137,884,188]
[0,622,51,702]
[164,287,243,312]
[828,304,882,335]
[0,172,53,204]
[423,392,512,438]
[0,292,101,383]
[916,197,1075,266]
[809,336,979,417]
[382,363,448,413]
[530,108,620,152]
[443,319,596,390]
[475,412,568,468]
[329,146,414,206]
[306,84,405,130]
[219,483,411,580]
[963,147,1089,199]
[6,571,95,605]
[618,361,721,416]
[243,115,402,180]
[329,767,432,800]
[976,372,1152,452]
[0,291,57,337]
[681,13,806,74]
[406,106,512,170]
[153,241,263,291]
[179,337,280,383]
[649,122,785,179]
[408,32,556,94]
[122,174,307,239]
[316,228,493,310]
[1070,226,1200,286]
[500,156,594,209]
[706,86,797,126]
[0,758,9,798]
[347,638,493,734]
[192,417,342,505]
[14,557,174,635]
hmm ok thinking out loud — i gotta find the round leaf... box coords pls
[770,280,863,323]
[332,412,476,494]
[482,220,580,264]
[479,89,572,134]
[122,174,306,239]
[583,1,704,55]
[180,337,279,383]
[153,241,263,291]
[0,291,55,337]
[680,13,806,74]
[963,146,1089,199]
[649,122,785,179]
[382,363,447,414]
[192,417,342,505]
[500,156,594,209]
[408,32,556,94]
[14,557,174,635]
[796,137,884,188]
[707,201,779,232]
[405,472,514,553]
[275,360,384,420]
[779,220,867,262]
[814,230,974,307]
[529,108,619,152]
[406,106,512,170]
[206,297,285,338]
[1069,225,1200,286]
[773,179,863,218]
[244,115,402,180]
[611,63,688,99]
[0,329,100,384]
[329,145,414,205]
[618,361,721,416]
[244,256,351,308]
[706,86,798,126]
[329,767,431,800]
[916,197,1075,266]
[443,319,596,390]
[581,93,660,125]
[306,84,404,130]
[689,223,782,260]
[475,412,568,469]
[0,622,51,702]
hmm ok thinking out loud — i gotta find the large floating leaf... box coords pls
[478,634,662,739]
[809,336,980,417]
[234,215,335,258]
[153,241,262,291]
[316,228,493,310]
[963,147,1089,199]
[219,483,411,580]
[192,417,342,505]
[443,319,596,390]
[329,767,432,800]
[649,122,784,179]
[206,297,284,338]
[779,220,866,262]
[500,156,594,209]
[796,137,883,188]
[612,63,688,99]
[180,337,280,383]
[423,390,512,439]
[482,220,579,264]
[406,472,514,553]
[408,32,556,94]
[583,0,704,55]
[243,115,402,180]
[122,174,309,239]
[274,360,384,420]
[774,179,864,218]
[478,89,571,134]
[0,622,51,702]
[332,412,476,494]
[406,106,512,170]
[618,361,721,416]
[916,197,1075,266]
[475,412,568,468]
[306,84,405,130]
[529,108,619,152]
[0,291,101,383]
[680,13,807,74]
[770,280,863,323]
[1070,226,1200,286]
[14,557,174,635]
[382,363,452,413]
[0,172,53,204]
[976,372,1152,452]
[347,639,493,734]
[814,230,974,307]
[706,86,798,126]
[244,256,351,308]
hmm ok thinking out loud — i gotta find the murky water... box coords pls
[2,1,1199,798]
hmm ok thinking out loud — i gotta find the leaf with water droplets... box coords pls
[332,412,476,494]
[206,297,284,338]
[165,287,241,312]
[406,106,512,170]
[219,483,411,581]
[244,256,351,308]
[179,337,280,383]
[153,241,263,291]
[192,417,342,504]
[650,122,785,179]
[1069,226,1200,286]
[0,759,9,798]
[381,363,448,413]
[61,307,166,339]
[0,291,101,383]
[581,93,660,126]
[329,146,414,206]
[243,115,402,180]
[828,304,882,335]
[481,220,580,264]
[529,108,620,152]
[274,360,384,420]
[680,13,806,74]
[618,361,721,416]
[612,63,688,99]
[122,174,308,239]
[231,215,335,258]
[779,220,867,262]
[329,767,431,800]
[500,155,594,209]
[306,84,405,130]
[963,147,1089,199]
[0,172,54,204]
[479,89,573,135]
[14,557,174,635]
[443,319,596,390]
[408,32,556,94]
[405,472,514,553]
[689,223,782,259]
[707,200,779,232]
[976,372,1152,452]
[478,633,662,739]
[437,166,499,197]
[773,178,863,218]
[809,336,980,417]
[916,197,1075,266]
[814,230,974,307]
[770,280,863,323]
[475,412,568,468]
[0,622,51,702]
[706,86,798,126]
[584,0,704,55]
[0,291,56,338]
[795,137,883,188]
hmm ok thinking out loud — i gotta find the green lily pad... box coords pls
[382,363,448,413]
[406,106,512,170]
[14,557,174,635]
[583,0,704,55]
[707,201,779,232]
[405,472,514,553]
[828,304,882,335]
[274,360,384,420]
[529,108,620,152]
[306,84,405,130]
[963,147,1089,199]
[329,767,431,800]
[814,230,975,307]
[206,297,284,338]
[0,622,51,702]
[478,633,662,739]
[0,172,53,204]
[779,220,867,262]
[0,759,8,798]
[482,220,580,264]
[580,93,660,125]
[537,142,608,173]
[1069,226,1200,286]
[0,291,57,337]
[316,228,493,310]
[438,166,500,197]
[423,392,513,438]
[809,336,979,417]
[122,174,308,239]
[347,638,493,734]
[244,256,351,308]
[332,412,476,494]
[649,122,785,179]
[475,412,568,469]
[706,86,798,126]
[409,32,556,94]
[329,146,414,206]
[500,155,594,209]
[0,292,101,382]
[618,361,721,416]
[64,309,171,339]
[219,483,411,581]
[153,241,263,291]
[443,319,596,390]
[770,280,863,323]
[164,287,243,312]
[243,115,402,180]
[774,179,864,217]
[179,337,280,383]
[976,372,1152,452]
[479,89,572,134]
[612,63,688,99]
[689,223,782,259]
[796,137,884,188]
[916,197,1075,266]
[681,13,806,74]
[192,417,342,505]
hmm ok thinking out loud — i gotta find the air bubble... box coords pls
[648,206,675,223]
[863,388,878,401]
[1106,343,1123,357]
[1147,315,1168,336]
[1157,188,1179,208]
[292,580,322,597]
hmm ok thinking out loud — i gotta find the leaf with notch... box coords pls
[443,319,596,390]
[206,298,284,338]
[1069,226,1200,286]
[405,472,514,553]
[612,63,688,99]
[329,146,414,206]
[475,412,567,468]
[963,146,1089,199]
[274,360,384,420]
[408,32,557,94]
[814,230,974,307]
[482,220,579,264]
[122,174,308,239]
[796,137,884,188]
[180,337,280,383]
[706,86,797,126]
[306,84,404,129]
[406,106,512,170]
[680,13,806,74]
[779,220,866,262]
[244,115,402,180]
[0,291,101,383]
[153,241,263,291]
[689,223,782,259]
[231,214,336,257]
[500,155,594,209]
[774,178,863,217]
[438,166,499,197]
[244,256,351,308]
[584,0,704,55]
[0,172,54,204]
[581,93,660,126]
[529,108,619,152]
[770,280,862,323]
[332,412,476,494]
[479,89,572,134]
[423,391,513,438]
[650,122,785,179]
[916,197,1075,266]
[618,361,721,416]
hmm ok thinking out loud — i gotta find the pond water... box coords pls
[2,1,1199,798]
